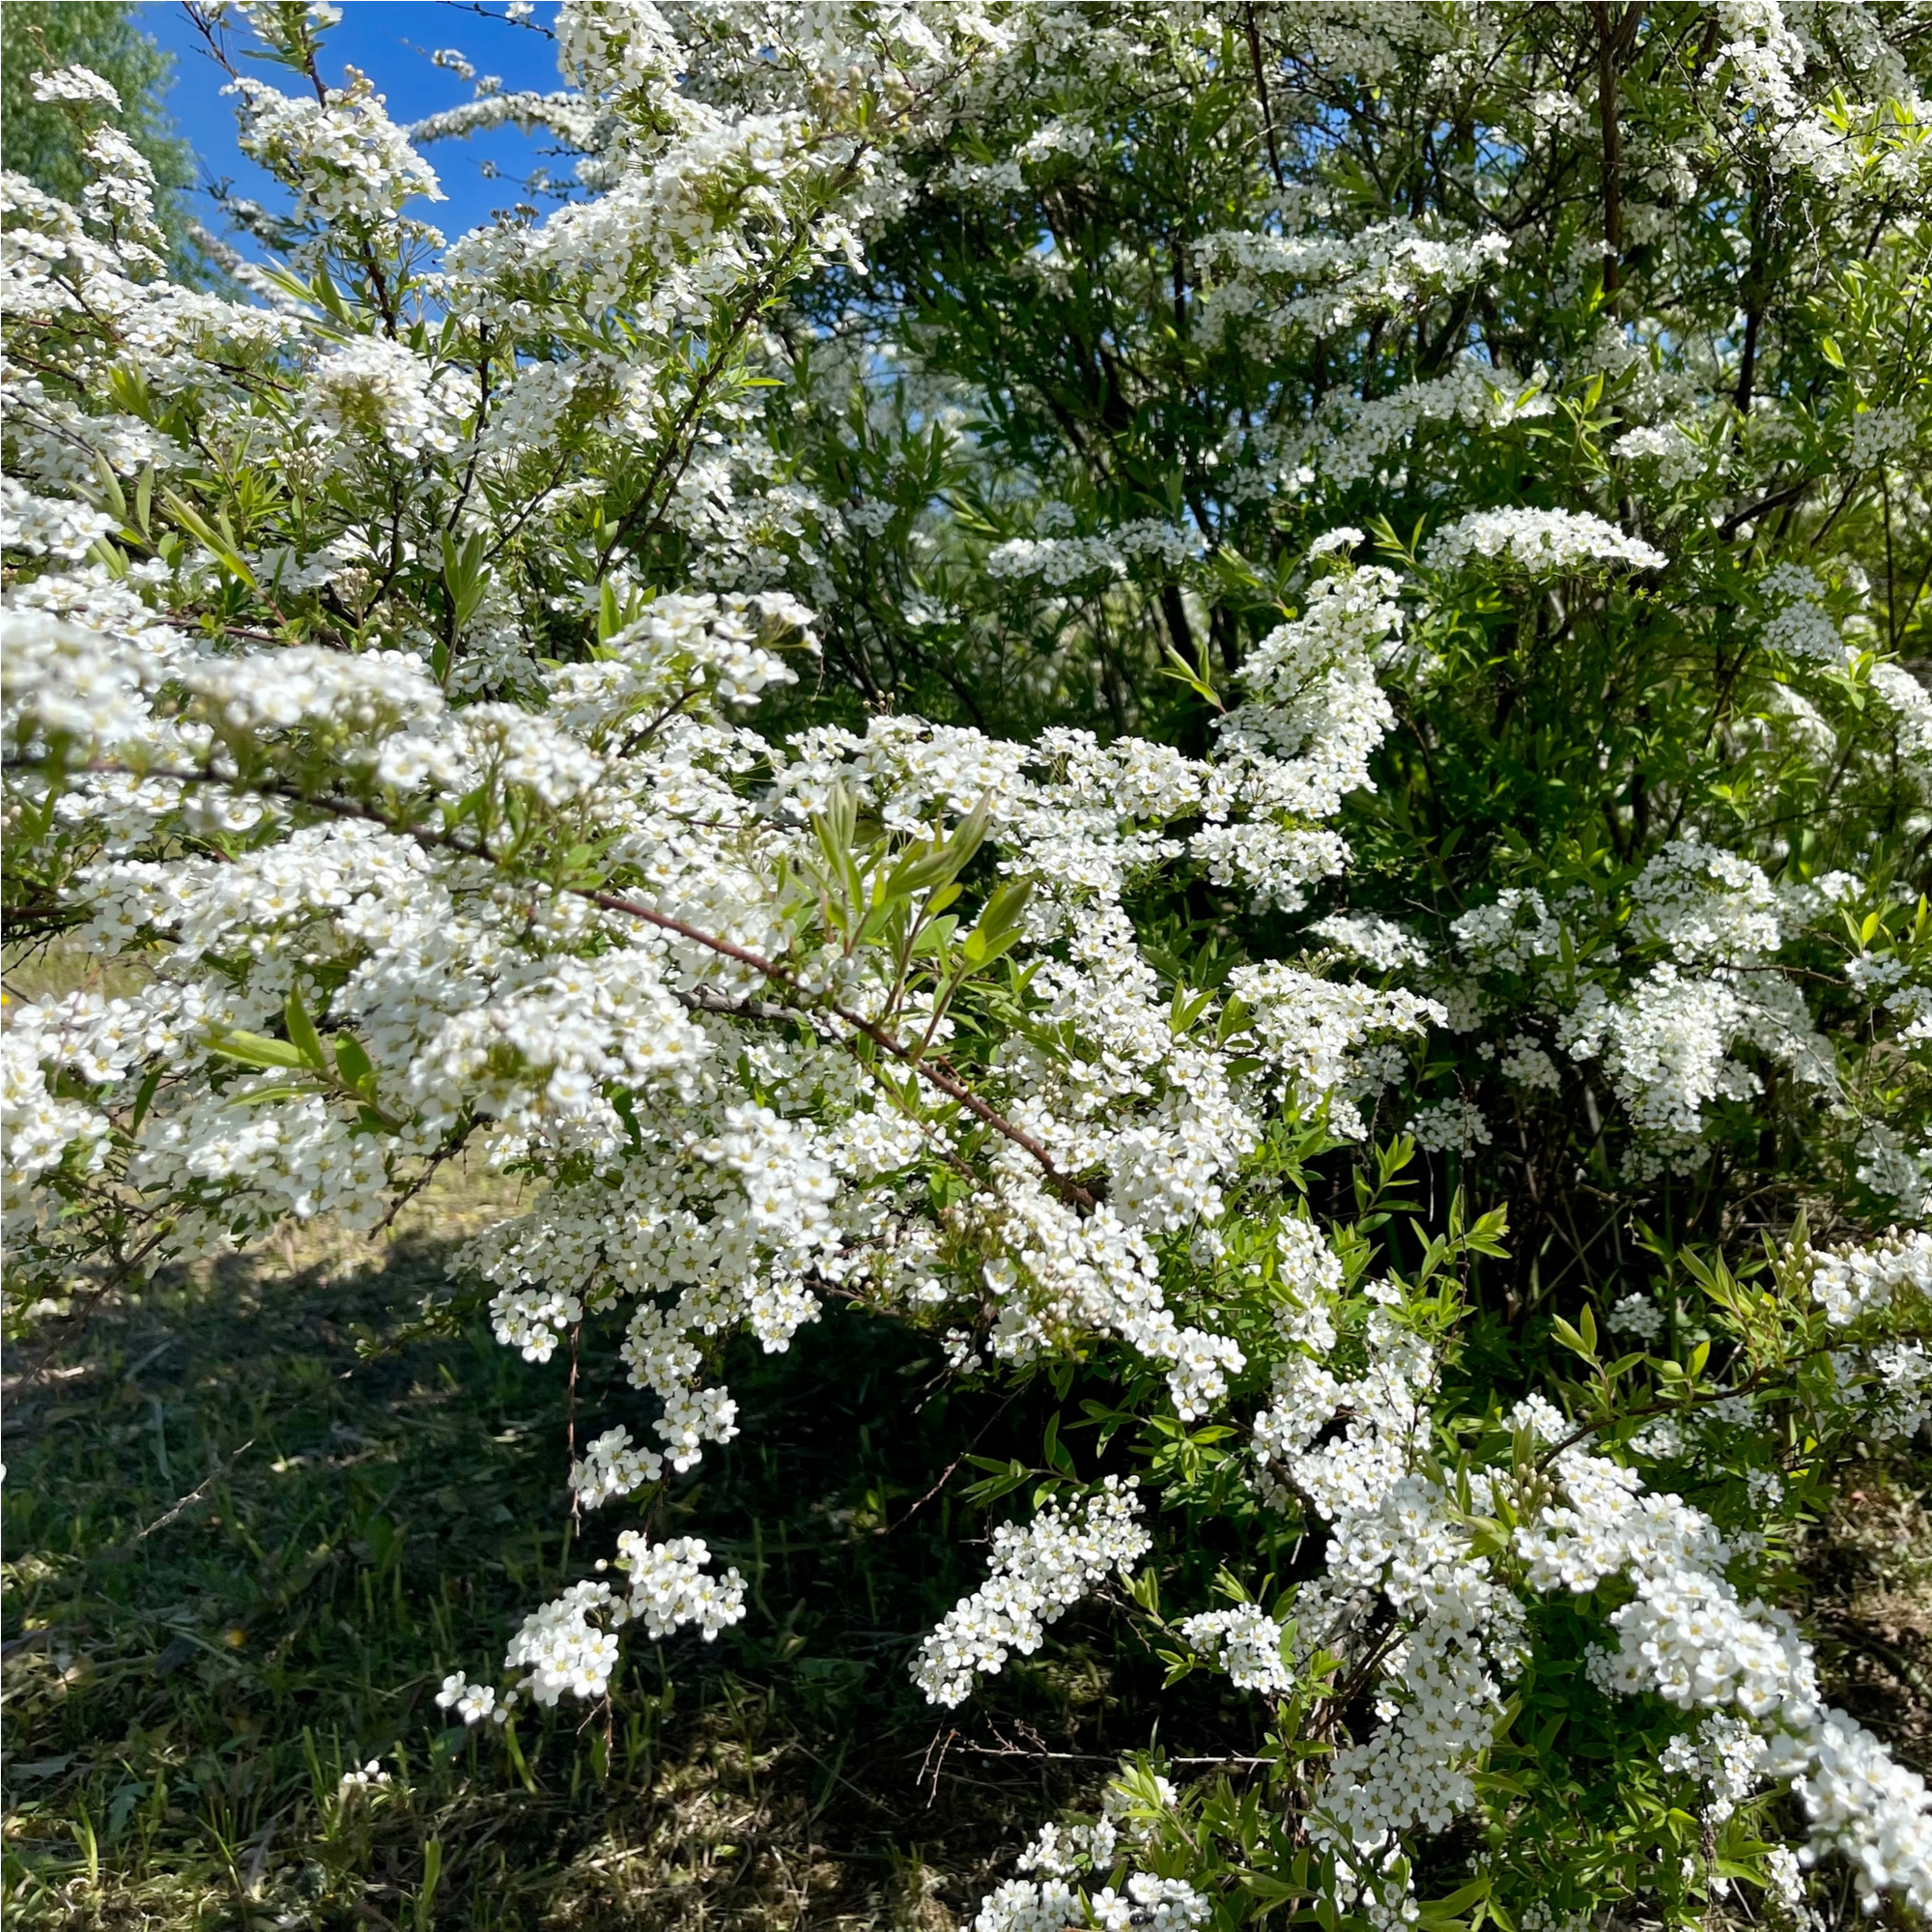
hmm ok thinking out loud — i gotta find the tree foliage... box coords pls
[0,2,192,249]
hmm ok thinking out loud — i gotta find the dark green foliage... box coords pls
[0,3,192,253]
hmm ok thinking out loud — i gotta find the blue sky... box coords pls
[136,1,567,247]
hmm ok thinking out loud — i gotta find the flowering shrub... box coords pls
[4,3,1930,1926]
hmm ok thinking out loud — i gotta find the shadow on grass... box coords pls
[2,1217,1264,1930]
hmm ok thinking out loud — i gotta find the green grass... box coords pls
[1,1194,1262,1930]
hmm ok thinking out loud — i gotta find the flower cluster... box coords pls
[1179,1605,1293,1696]
[975,1870,1207,1932]
[568,1424,664,1509]
[1805,1229,1932,1326]
[1422,507,1667,577]
[1523,1442,1932,1907]
[496,1536,745,1713]
[913,1478,1151,1706]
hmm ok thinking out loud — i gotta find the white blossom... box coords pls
[1424,508,1666,577]
[913,1479,1150,1706]
[1179,1604,1293,1695]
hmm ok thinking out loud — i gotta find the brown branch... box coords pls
[14,760,1094,1208]
[1244,6,1286,190]
[1733,190,1771,415]
[99,1439,257,1562]
[584,882,1094,1207]
[890,1387,1025,1533]
[1592,2,1627,300]
[368,1122,474,1236]
[1719,477,1809,540]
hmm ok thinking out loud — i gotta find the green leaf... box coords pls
[227,1083,319,1107]
[441,528,491,634]
[160,490,255,588]
[1234,1871,1305,1905]
[309,264,355,327]
[207,1030,308,1071]
[603,1083,643,1152]
[334,1034,376,1096]
[90,457,127,526]
[1041,1410,1074,1475]
[1464,1520,1510,1559]
[284,987,327,1074]
[1158,640,1224,711]
[887,796,992,899]
[1550,1316,1595,1360]
[960,878,1032,969]
[1423,1875,1491,1916]
[413,1837,442,1932]
[810,782,864,914]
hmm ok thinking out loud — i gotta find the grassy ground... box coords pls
[1,1183,1267,1931]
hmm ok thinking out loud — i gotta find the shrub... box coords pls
[4,4,1930,1926]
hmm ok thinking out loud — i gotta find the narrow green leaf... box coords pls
[284,987,328,1073]
[208,1030,307,1071]
[334,1034,376,1096]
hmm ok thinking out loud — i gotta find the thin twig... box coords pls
[890,1387,1025,1533]
[1243,6,1285,189]
[101,1438,256,1560]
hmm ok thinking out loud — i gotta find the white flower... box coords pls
[1410,1096,1491,1155]
[232,67,442,229]
[1607,1293,1665,1341]
[1805,1230,1932,1326]
[568,1424,664,1508]
[338,1756,390,1791]
[913,1479,1150,1706]
[1,478,114,560]
[1310,912,1431,971]
[1497,1034,1560,1091]
[435,1670,497,1724]
[1451,889,1564,975]
[32,65,123,111]
[9,12,1932,1918]
[1615,422,1702,487]
[1631,838,1781,964]
[1757,563,1849,665]
[305,337,466,460]
[1424,507,1666,576]
[1308,525,1365,559]
[1180,1604,1293,1695]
